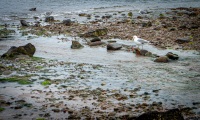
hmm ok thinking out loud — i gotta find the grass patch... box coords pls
[0,107,5,112]
[41,80,52,86]
[0,77,33,85]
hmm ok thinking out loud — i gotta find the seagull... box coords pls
[133,35,149,49]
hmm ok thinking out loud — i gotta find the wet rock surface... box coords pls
[20,20,30,27]
[1,43,36,58]
[107,43,122,50]
[71,40,84,49]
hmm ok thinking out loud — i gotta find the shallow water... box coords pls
[1,0,200,23]
[0,35,200,119]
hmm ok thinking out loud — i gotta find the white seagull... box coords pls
[133,35,149,49]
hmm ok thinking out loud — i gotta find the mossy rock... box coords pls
[1,43,36,59]
[128,12,133,17]
[71,40,84,49]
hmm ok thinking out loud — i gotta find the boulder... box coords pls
[175,37,190,44]
[1,43,36,58]
[45,16,54,22]
[89,41,105,46]
[80,28,108,37]
[107,43,122,50]
[71,41,84,49]
[20,20,30,27]
[136,109,184,120]
[62,19,72,26]
[154,56,169,63]
[166,52,179,60]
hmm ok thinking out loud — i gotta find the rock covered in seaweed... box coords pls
[1,43,36,58]
[135,109,184,120]
[71,41,84,49]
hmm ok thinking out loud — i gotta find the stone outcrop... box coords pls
[1,43,36,58]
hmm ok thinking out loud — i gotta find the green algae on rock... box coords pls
[41,80,52,86]
[0,77,33,85]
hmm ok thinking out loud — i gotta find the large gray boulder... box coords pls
[1,43,36,58]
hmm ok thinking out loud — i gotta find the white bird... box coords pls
[133,35,149,49]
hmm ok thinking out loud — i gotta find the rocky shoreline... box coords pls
[0,7,200,120]
[16,7,200,51]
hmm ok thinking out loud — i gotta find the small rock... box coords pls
[175,37,190,44]
[52,109,60,113]
[62,19,71,26]
[45,16,54,22]
[107,43,122,50]
[166,52,179,60]
[154,56,169,63]
[29,8,36,11]
[128,12,133,17]
[20,20,30,27]
[71,41,84,49]
[79,13,90,17]
[102,15,112,19]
